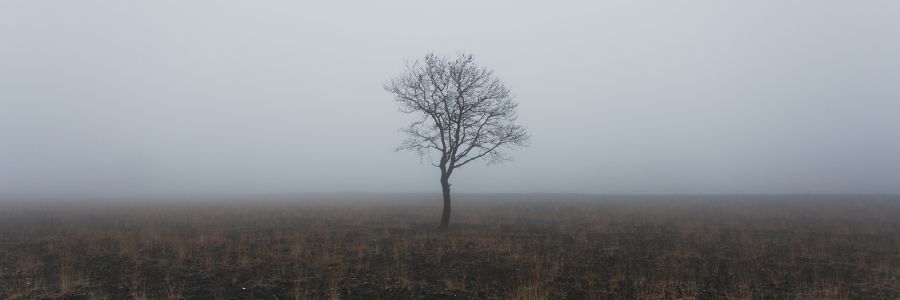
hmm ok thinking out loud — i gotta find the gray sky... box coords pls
[2,1,899,198]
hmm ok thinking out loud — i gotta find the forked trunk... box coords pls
[439,175,451,230]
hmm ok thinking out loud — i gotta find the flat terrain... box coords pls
[0,195,898,299]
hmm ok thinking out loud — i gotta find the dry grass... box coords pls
[0,194,897,299]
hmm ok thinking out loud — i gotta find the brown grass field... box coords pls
[0,194,897,299]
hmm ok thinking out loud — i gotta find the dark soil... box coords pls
[0,195,898,299]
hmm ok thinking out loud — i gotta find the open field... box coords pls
[0,194,898,299]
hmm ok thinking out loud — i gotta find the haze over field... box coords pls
[2,1,899,198]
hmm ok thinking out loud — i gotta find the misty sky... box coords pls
[2,1,899,198]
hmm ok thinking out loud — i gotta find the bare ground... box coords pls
[0,194,897,299]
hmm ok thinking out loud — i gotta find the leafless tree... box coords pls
[385,53,530,229]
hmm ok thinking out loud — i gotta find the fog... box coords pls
[2,1,899,199]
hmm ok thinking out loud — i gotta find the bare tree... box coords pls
[385,53,530,230]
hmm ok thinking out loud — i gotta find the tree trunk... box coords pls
[439,175,451,230]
